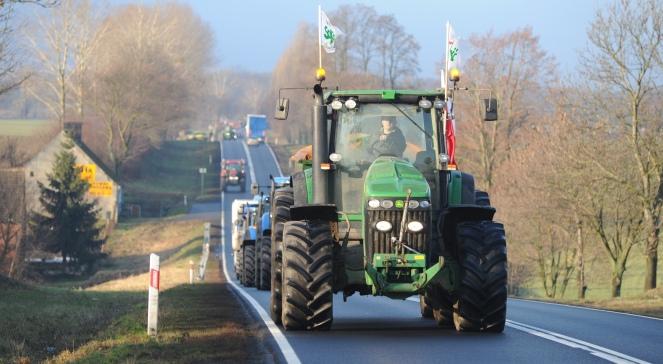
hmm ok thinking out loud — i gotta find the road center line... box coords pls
[219,140,301,364]
[265,143,284,176]
[241,141,257,184]
[406,296,648,363]
[506,320,650,364]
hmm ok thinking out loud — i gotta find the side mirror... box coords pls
[275,98,289,120]
[251,183,259,195]
[483,98,498,121]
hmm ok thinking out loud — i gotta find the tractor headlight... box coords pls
[418,99,432,109]
[408,200,420,209]
[345,99,357,110]
[331,99,343,110]
[375,221,393,232]
[381,200,394,208]
[420,200,430,208]
[368,199,380,208]
[407,221,424,233]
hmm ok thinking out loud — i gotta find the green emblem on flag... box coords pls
[324,26,336,44]
[449,47,458,62]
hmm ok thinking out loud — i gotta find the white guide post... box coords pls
[147,253,160,336]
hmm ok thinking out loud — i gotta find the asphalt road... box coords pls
[219,139,663,364]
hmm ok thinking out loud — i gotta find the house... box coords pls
[22,122,122,224]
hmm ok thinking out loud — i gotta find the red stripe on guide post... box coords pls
[150,269,160,290]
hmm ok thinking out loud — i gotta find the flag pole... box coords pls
[318,5,323,69]
[442,21,449,158]
[444,21,449,101]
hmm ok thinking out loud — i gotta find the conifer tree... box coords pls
[31,137,102,268]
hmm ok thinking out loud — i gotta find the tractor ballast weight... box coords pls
[272,79,507,333]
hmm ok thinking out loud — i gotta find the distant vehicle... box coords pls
[192,130,208,141]
[220,159,246,192]
[222,127,237,140]
[231,198,253,280]
[245,114,267,145]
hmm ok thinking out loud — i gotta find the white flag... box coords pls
[447,23,460,73]
[320,9,343,54]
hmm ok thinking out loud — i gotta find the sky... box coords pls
[67,0,602,78]
[179,0,602,78]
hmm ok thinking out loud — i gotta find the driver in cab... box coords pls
[371,116,406,157]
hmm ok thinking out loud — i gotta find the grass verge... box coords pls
[53,258,270,363]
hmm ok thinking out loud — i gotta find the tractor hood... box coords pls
[364,156,430,198]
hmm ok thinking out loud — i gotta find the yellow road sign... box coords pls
[89,181,112,196]
[77,164,96,182]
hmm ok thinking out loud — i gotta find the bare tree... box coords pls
[0,170,25,277]
[376,15,419,89]
[581,0,663,290]
[25,0,78,127]
[0,4,28,96]
[457,27,557,190]
[88,3,213,178]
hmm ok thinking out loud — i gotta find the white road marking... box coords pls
[509,297,663,322]
[219,140,301,364]
[241,141,257,184]
[265,143,284,176]
[506,320,650,364]
[407,296,650,363]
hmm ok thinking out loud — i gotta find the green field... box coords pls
[519,245,663,301]
[0,119,54,136]
[124,141,221,217]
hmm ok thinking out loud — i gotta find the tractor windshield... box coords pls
[333,103,435,212]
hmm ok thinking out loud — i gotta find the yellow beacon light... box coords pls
[316,67,326,81]
[449,67,460,82]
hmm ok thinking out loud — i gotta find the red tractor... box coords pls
[220,159,247,193]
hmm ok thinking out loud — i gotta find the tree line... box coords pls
[264,1,663,299]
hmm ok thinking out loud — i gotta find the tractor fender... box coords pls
[289,204,337,222]
[447,171,476,206]
[246,226,257,241]
[439,205,496,257]
[241,239,255,248]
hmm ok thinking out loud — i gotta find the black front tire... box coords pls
[281,220,334,331]
[259,236,271,290]
[254,239,262,288]
[235,250,242,281]
[241,243,256,287]
[419,295,433,318]
[453,221,507,333]
[270,188,293,324]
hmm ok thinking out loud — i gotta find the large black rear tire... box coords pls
[259,236,271,290]
[281,220,334,331]
[241,243,255,287]
[453,221,507,333]
[270,188,293,324]
[254,239,262,288]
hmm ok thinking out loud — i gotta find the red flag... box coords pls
[445,116,456,165]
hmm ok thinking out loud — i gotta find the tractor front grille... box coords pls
[366,209,431,258]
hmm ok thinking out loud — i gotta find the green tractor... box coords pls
[269,74,506,332]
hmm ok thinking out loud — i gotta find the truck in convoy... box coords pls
[246,114,268,146]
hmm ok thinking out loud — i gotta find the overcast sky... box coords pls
[86,1,602,77]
